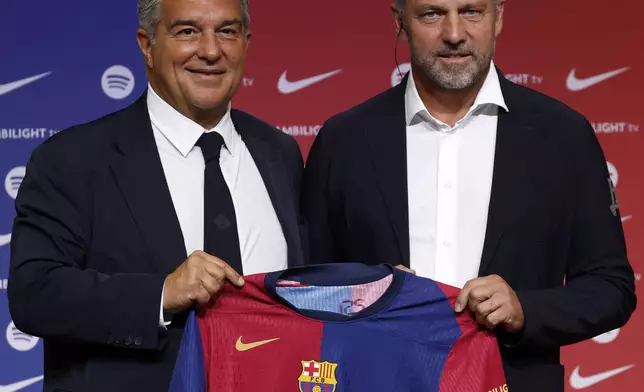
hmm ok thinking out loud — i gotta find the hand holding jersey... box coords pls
[455,275,525,333]
[163,250,245,313]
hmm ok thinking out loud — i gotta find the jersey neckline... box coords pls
[263,263,407,322]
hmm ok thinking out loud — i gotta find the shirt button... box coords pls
[442,241,450,247]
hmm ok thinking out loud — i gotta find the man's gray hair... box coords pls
[138,0,250,42]
[394,0,500,15]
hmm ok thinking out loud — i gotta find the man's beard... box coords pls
[411,42,495,90]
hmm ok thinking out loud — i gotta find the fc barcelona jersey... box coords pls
[168,263,508,392]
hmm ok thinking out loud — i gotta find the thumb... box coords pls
[395,264,417,275]
[454,288,471,313]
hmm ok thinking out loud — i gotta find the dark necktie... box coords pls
[196,132,243,275]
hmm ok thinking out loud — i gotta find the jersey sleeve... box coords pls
[168,310,207,392]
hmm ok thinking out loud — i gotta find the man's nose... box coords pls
[441,13,467,46]
[197,33,223,62]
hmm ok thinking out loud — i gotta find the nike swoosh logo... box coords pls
[0,234,11,247]
[0,375,43,392]
[0,72,52,96]
[621,215,632,222]
[569,364,634,389]
[235,336,279,351]
[278,69,342,94]
[566,67,630,91]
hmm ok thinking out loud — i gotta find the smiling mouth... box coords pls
[187,69,226,76]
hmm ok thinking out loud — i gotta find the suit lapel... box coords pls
[232,110,303,267]
[365,79,411,266]
[110,93,187,274]
[478,77,536,276]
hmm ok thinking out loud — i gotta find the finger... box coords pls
[484,306,508,330]
[199,273,222,296]
[201,261,240,294]
[395,265,416,275]
[475,293,503,318]
[467,284,496,313]
[200,252,245,286]
[455,286,472,313]
[475,310,492,327]
[193,285,211,305]
[455,278,487,312]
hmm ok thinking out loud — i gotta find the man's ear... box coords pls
[136,29,154,69]
[495,0,505,38]
[391,5,408,41]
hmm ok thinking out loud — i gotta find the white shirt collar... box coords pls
[146,83,236,157]
[404,61,509,127]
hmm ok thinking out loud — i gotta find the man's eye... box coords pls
[220,28,240,36]
[178,28,197,36]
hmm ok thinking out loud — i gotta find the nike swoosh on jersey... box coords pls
[277,69,341,94]
[235,336,280,351]
[0,375,44,392]
[566,67,630,91]
[621,215,632,222]
[0,72,52,96]
[569,364,634,389]
[0,234,11,247]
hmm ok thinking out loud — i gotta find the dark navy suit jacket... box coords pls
[8,92,306,392]
[301,71,637,392]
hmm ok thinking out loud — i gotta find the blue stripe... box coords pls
[168,311,206,392]
[319,275,461,391]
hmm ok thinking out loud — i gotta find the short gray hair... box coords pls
[138,0,250,42]
[394,0,500,15]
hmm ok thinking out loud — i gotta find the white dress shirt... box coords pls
[405,62,508,288]
[147,85,288,326]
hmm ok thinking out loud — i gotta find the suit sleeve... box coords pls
[8,145,167,350]
[510,119,637,349]
[300,121,341,265]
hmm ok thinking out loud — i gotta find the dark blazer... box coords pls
[301,71,637,392]
[8,92,305,392]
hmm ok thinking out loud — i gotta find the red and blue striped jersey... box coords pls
[168,263,508,392]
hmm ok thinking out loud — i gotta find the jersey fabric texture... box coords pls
[168,263,508,392]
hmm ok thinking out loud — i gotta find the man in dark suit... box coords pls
[8,0,304,391]
[301,0,636,391]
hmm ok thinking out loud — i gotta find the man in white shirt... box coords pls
[301,0,636,391]
[8,0,305,391]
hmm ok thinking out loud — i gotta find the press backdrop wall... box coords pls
[0,0,642,391]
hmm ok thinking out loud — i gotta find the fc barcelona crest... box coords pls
[298,360,339,392]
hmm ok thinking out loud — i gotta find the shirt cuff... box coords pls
[159,283,172,328]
